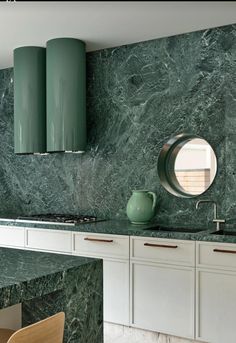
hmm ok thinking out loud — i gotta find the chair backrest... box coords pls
[7,312,65,343]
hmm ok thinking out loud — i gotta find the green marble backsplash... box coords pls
[0,24,236,228]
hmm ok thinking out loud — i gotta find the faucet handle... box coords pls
[213,219,225,231]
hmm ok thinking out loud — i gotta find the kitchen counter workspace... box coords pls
[0,218,236,243]
[0,247,103,343]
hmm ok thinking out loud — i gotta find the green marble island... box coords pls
[0,247,103,343]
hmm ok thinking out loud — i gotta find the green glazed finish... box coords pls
[46,38,86,152]
[14,47,46,154]
[126,190,157,224]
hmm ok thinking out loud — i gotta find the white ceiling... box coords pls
[0,1,236,69]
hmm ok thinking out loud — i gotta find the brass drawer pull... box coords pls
[144,243,178,249]
[213,248,236,254]
[84,237,113,243]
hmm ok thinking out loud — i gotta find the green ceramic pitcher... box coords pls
[126,190,157,224]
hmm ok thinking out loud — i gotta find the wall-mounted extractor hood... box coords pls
[14,47,46,154]
[46,38,86,153]
[13,38,86,155]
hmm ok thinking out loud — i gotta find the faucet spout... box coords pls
[196,200,217,219]
[195,199,225,231]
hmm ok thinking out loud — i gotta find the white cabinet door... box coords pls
[73,232,129,259]
[131,261,195,339]
[0,226,24,247]
[196,268,236,343]
[25,228,72,253]
[104,259,129,325]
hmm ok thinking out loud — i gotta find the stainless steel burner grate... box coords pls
[16,214,104,226]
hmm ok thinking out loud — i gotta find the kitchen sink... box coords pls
[211,230,236,236]
[144,226,204,234]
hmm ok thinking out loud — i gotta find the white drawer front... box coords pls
[131,237,195,266]
[197,242,236,270]
[0,226,24,247]
[26,228,71,253]
[73,232,129,259]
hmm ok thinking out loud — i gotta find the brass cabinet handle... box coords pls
[84,237,113,243]
[213,248,236,254]
[144,243,178,249]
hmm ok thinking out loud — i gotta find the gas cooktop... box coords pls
[15,214,105,226]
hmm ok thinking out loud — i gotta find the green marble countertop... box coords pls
[0,217,236,244]
[0,247,103,342]
[3,247,96,282]
[0,246,98,291]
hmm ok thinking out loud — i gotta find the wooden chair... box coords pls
[0,312,65,343]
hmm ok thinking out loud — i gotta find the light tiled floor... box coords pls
[104,323,202,343]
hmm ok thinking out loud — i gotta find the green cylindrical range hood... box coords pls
[14,47,46,154]
[46,38,86,152]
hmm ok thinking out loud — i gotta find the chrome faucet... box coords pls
[196,200,225,231]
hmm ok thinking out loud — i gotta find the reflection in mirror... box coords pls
[157,133,217,198]
[174,138,217,196]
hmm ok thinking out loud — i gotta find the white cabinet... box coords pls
[0,226,24,248]
[72,232,129,259]
[131,262,194,338]
[130,237,195,339]
[196,242,236,343]
[104,259,129,325]
[25,228,72,254]
[197,241,236,271]
[131,236,195,266]
[196,268,236,343]
[6,224,236,342]
[72,232,130,325]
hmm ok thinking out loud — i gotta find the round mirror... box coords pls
[157,133,217,198]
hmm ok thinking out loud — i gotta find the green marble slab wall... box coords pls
[0,24,236,229]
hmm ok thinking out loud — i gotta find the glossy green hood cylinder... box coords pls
[14,47,46,154]
[46,38,86,152]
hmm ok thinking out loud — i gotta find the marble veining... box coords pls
[0,247,103,343]
[0,24,236,229]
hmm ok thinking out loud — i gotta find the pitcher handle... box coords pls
[148,192,157,211]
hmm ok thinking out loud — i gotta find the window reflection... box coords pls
[174,139,217,195]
